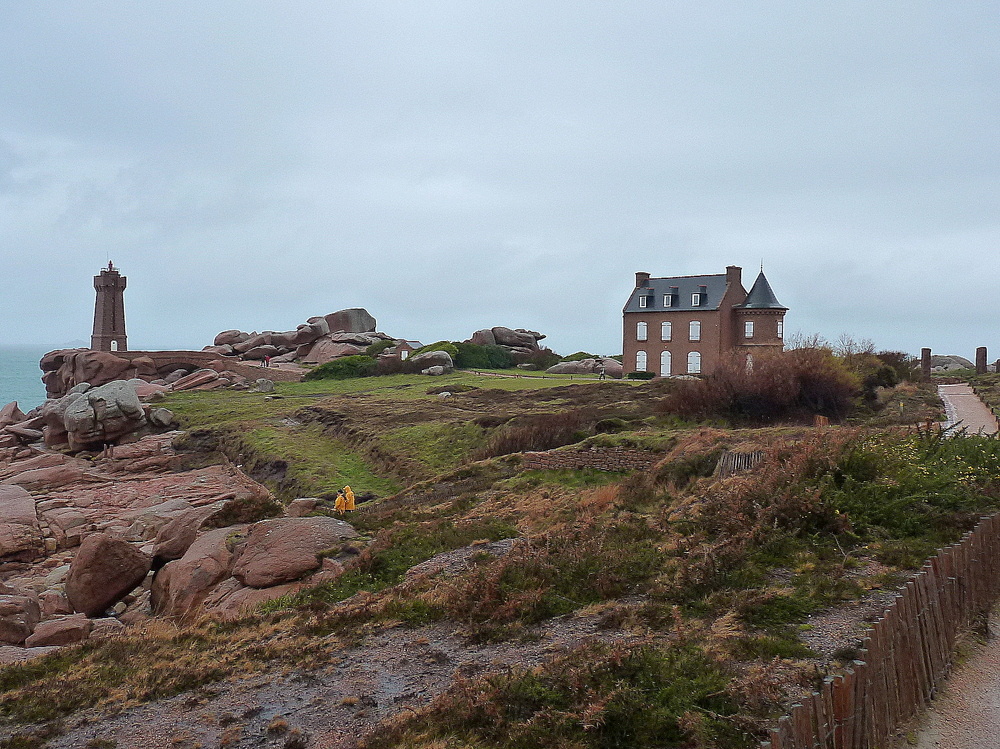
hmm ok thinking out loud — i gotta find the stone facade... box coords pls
[91,263,127,352]
[622,265,787,378]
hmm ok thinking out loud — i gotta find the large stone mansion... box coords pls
[622,265,787,377]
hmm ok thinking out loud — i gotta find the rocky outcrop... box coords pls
[546,357,623,378]
[465,326,546,358]
[24,614,91,647]
[65,534,152,617]
[61,380,147,451]
[151,526,247,619]
[0,594,41,645]
[931,355,976,372]
[0,486,42,560]
[232,517,358,589]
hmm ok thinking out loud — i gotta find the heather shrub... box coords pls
[474,411,591,458]
[303,355,377,381]
[364,339,395,357]
[660,349,859,424]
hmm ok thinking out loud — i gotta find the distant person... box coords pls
[598,365,606,380]
[263,355,271,368]
[344,485,355,511]
[334,490,346,514]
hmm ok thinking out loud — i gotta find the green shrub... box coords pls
[627,371,656,380]
[453,342,514,369]
[411,341,460,360]
[364,339,396,358]
[561,351,599,362]
[302,355,377,381]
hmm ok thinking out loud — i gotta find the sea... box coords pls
[0,345,52,412]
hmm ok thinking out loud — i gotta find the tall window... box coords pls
[663,294,672,308]
[660,350,671,376]
[639,296,647,308]
[691,293,701,306]
[744,321,754,338]
[689,321,701,341]
[636,322,647,341]
[636,351,647,372]
[687,351,701,374]
[777,320,784,339]
[661,321,672,341]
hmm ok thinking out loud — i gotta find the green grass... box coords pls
[378,422,488,474]
[239,424,400,498]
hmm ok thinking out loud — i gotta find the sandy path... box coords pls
[901,616,1000,748]
[938,384,999,435]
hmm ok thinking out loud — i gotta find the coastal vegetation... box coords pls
[5,353,994,748]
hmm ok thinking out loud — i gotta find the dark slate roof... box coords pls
[623,273,730,313]
[737,271,787,310]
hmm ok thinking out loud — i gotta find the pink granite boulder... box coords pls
[232,517,358,589]
[66,533,152,617]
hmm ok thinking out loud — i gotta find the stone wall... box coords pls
[521,446,662,473]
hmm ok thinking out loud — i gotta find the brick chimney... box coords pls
[635,271,650,288]
[726,265,742,286]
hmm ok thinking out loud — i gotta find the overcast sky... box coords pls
[1,2,996,358]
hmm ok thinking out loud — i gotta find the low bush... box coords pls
[627,371,656,380]
[411,341,460,360]
[474,411,591,459]
[660,348,859,424]
[561,351,600,362]
[364,339,396,358]
[303,355,377,381]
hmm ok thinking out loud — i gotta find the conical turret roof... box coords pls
[738,271,787,310]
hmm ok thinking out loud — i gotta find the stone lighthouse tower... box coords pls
[91,261,127,352]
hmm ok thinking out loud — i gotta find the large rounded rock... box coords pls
[214,330,251,347]
[491,327,543,349]
[468,329,497,346]
[324,308,376,334]
[409,350,454,370]
[297,339,364,365]
[0,485,42,560]
[232,517,358,589]
[66,534,152,617]
[40,350,135,399]
[151,525,247,619]
[242,345,281,361]
[24,614,91,648]
[62,380,147,451]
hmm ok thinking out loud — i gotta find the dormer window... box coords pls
[691,293,701,306]
[663,294,672,308]
[638,295,648,308]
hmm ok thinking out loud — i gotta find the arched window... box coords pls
[687,351,701,374]
[660,321,671,341]
[660,350,671,376]
[636,350,647,372]
[111,341,118,352]
[636,321,647,341]
[689,321,701,341]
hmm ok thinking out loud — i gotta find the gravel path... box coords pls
[938,384,999,435]
[898,614,1000,748]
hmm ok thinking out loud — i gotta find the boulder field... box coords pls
[0,431,360,663]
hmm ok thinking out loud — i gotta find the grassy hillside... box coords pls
[3,374,984,749]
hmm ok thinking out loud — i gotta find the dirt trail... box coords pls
[897,614,1000,748]
[938,384,999,435]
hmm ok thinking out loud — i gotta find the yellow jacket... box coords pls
[344,485,356,511]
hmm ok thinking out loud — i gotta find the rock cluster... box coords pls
[466,326,546,358]
[2,379,177,454]
[0,431,357,662]
[546,357,623,378]
[208,308,397,365]
[930,355,976,373]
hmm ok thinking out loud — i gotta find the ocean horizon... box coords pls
[0,345,54,412]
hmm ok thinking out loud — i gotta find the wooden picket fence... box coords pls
[761,513,1000,749]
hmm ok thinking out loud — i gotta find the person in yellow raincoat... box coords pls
[334,490,346,514]
[344,485,356,511]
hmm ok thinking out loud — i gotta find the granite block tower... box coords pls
[91,262,127,352]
